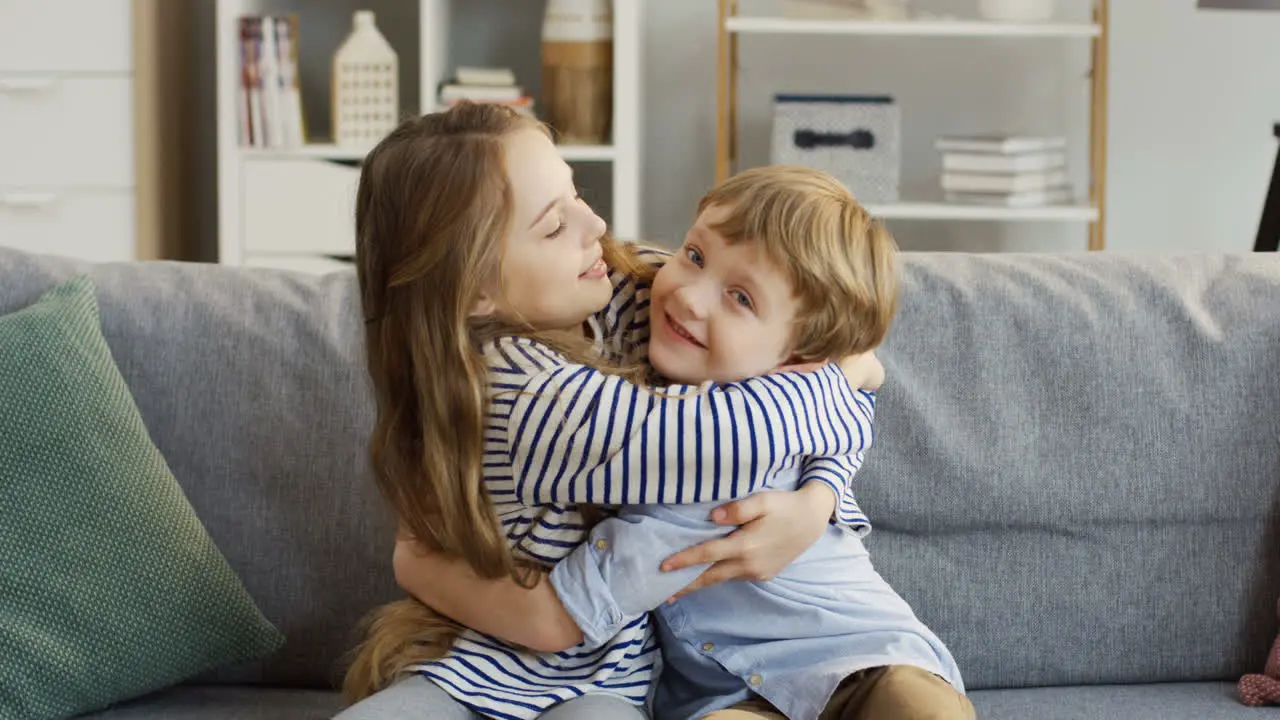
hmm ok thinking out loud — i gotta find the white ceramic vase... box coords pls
[332,10,398,147]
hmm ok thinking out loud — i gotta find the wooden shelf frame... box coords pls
[714,1,1112,250]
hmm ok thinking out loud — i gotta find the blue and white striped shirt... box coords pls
[412,249,875,719]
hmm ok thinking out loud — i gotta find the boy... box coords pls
[543,165,975,720]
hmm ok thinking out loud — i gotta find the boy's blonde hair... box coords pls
[698,165,899,361]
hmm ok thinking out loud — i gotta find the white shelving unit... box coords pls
[216,0,642,272]
[240,142,620,163]
[716,1,1111,249]
[865,201,1098,222]
[726,16,1101,37]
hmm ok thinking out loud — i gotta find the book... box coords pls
[935,135,1067,155]
[942,151,1066,174]
[944,187,1074,208]
[455,66,517,87]
[237,14,306,148]
[941,169,1069,194]
[439,83,524,103]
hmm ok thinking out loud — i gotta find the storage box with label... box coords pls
[771,94,901,203]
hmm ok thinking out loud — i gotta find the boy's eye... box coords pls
[685,247,704,266]
[729,289,753,310]
[546,219,566,239]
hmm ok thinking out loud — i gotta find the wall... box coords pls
[189,1,1280,260]
[1106,1,1280,252]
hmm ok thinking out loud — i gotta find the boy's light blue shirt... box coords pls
[549,399,966,720]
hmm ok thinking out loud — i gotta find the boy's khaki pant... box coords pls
[700,665,976,720]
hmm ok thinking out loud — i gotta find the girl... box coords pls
[338,103,877,720]
[385,168,970,720]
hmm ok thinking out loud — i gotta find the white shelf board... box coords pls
[726,16,1101,38]
[240,143,617,163]
[865,202,1099,222]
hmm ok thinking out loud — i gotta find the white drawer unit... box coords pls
[241,158,360,257]
[0,0,183,263]
[0,76,134,188]
[0,189,135,263]
[0,0,133,73]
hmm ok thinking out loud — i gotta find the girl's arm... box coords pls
[496,339,868,507]
[771,353,882,530]
[662,365,882,591]
[391,482,838,654]
[391,540,583,653]
[796,389,877,530]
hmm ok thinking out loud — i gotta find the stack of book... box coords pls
[936,135,1072,207]
[437,66,535,117]
[236,15,307,148]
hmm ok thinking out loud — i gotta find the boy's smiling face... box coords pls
[649,204,802,384]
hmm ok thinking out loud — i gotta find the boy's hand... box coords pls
[659,483,836,602]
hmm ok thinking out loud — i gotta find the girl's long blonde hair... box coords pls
[344,102,652,701]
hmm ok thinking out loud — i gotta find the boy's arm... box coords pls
[547,505,732,650]
[499,339,867,507]
[392,541,584,653]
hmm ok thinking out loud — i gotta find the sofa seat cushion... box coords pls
[970,682,1251,719]
[79,686,343,719]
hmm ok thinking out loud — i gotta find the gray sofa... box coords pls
[1,246,1277,719]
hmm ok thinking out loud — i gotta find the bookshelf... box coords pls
[715,0,1111,250]
[215,0,643,271]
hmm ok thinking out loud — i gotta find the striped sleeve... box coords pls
[490,337,868,506]
[593,245,668,357]
[797,389,877,533]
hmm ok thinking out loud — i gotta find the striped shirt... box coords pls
[413,248,874,719]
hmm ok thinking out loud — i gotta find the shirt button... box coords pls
[594,539,609,550]
[701,642,715,652]
[748,673,763,687]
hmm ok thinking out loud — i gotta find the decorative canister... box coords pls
[978,0,1055,22]
[541,0,612,145]
[332,10,398,147]
[783,0,910,20]
[771,94,902,203]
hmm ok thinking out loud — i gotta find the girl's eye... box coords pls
[546,220,566,239]
[729,289,753,310]
[685,247,704,266]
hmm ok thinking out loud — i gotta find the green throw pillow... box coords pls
[0,275,284,720]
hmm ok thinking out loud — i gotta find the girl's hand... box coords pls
[840,351,884,391]
[658,482,837,602]
[776,351,884,391]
